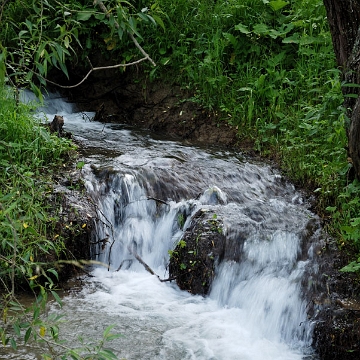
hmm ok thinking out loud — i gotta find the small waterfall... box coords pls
[82,149,320,359]
[23,94,321,359]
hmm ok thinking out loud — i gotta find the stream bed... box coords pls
[4,93,324,359]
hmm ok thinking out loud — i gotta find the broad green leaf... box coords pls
[13,323,21,336]
[10,338,17,350]
[77,11,93,21]
[282,33,300,44]
[95,13,105,21]
[33,307,40,321]
[253,23,270,36]
[268,0,289,11]
[103,325,115,337]
[48,268,59,280]
[98,349,118,359]
[138,12,150,23]
[24,327,32,343]
[106,333,124,341]
[59,60,69,79]
[234,23,250,34]
[223,32,238,48]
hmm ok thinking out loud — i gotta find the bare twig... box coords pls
[147,196,169,205]
[10,57,148,89]
[115,259,133,272]
[90,237,109,246]
[126,244,176,282]
[127,245,156,275]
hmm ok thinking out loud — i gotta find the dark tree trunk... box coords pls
[323,0,360,178]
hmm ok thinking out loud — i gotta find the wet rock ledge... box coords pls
[169,209,226,296]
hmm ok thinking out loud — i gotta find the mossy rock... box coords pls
[169,209,226,296]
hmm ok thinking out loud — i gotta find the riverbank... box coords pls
[60,71,360,359]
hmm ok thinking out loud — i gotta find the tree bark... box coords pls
[323,0,360,178]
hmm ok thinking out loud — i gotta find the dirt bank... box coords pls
[62,70,255,152]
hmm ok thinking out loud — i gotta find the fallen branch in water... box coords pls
[126,245,176,282]
[147,196,169,206]
[115,258,133,272]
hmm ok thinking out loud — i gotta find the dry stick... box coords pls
[127,245,156,275]
[115,258,133,272]
[126,245,176,282]
[12,57,148,90]
[147,196,169,206]
[93,0,156,67]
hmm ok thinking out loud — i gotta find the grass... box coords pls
[0,86,74,293]
[0,0,359,274]
[137,0,360,269]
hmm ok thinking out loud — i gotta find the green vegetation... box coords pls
[1,0,360,356]
[0,87,72,293]
[140,0,357,268]
[0,87,122,358]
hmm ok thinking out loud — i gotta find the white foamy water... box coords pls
[7,92,320,360]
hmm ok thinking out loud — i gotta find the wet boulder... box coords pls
[169,209,226,296]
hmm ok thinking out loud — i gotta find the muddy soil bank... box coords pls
[53,69,359,360]
[61,69,253,152]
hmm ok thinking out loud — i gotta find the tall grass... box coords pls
[139,0,360,267]
[0,86,73,292]
[0,85,121,360]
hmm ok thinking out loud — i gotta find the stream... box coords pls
[8,93,323,359]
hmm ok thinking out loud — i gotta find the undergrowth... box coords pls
[0,87,73,292]
[139,0,360,270]
[0,87,122,358]
[1,0,359,278]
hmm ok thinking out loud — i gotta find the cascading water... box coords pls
[20,93,322,359]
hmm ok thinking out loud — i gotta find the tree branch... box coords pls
[93,0,156,67]
[11,57,148,89]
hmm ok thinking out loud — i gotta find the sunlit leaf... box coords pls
[152,14,165,31]
[268,0,289,11]
[39,326,46,337]
[76,161,85,169]
[77,11,93,21]
[234,23,250,34]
